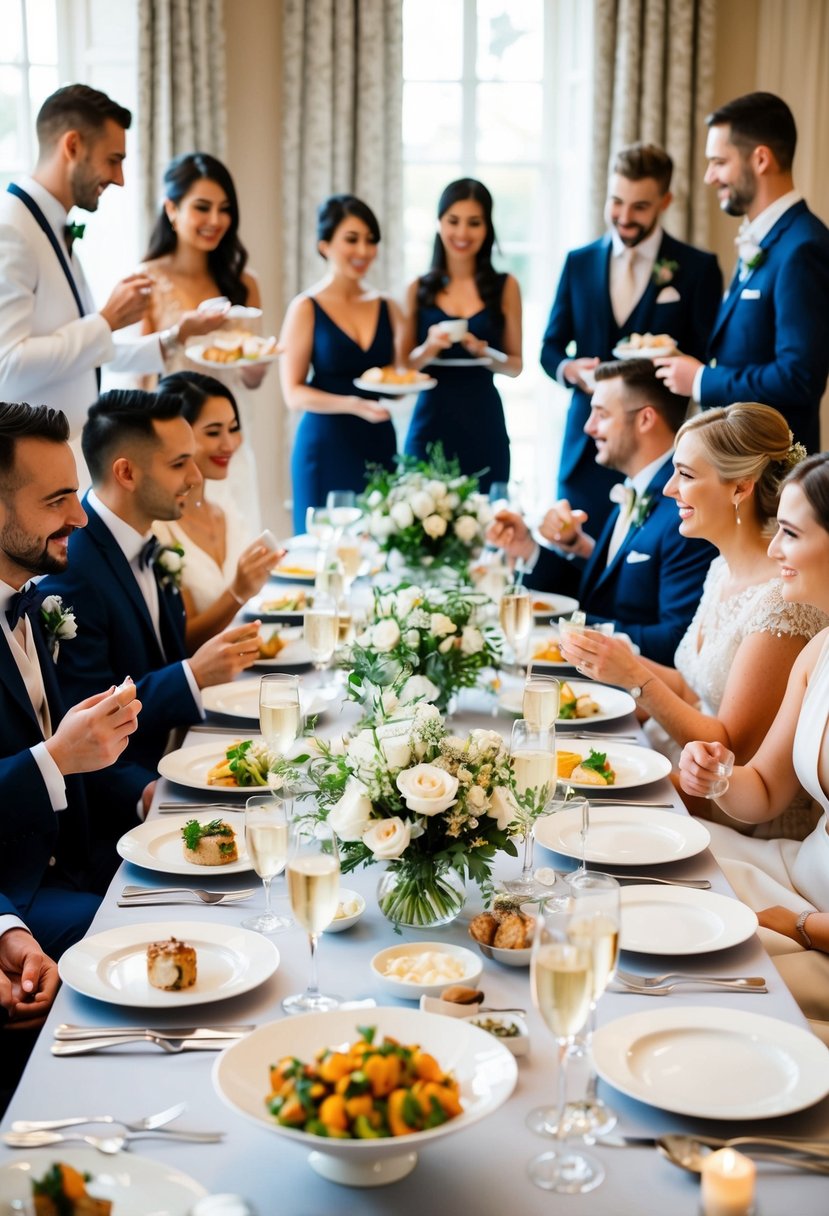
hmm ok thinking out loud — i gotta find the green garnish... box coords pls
[181,818,233,850]
[581,749,615,783]
[227,740,272,786]
[558,701,577,720]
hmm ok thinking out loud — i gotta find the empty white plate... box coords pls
[534,805,710,865]
[619,885,758,954]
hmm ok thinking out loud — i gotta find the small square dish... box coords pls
[465,1012,530,1057]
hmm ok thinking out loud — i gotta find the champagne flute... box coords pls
[315,556,345,602]
[258,674,302,763]
[506,719,556,895]
[527,894,604,1194]
[242,794,292,934]
[335,538,363,594]
[282,821,342,1014]
[325,489,362,539]
[523,675,560,731]
[304,593,339,685]
[499,583,532,674]
[305,505,334,548]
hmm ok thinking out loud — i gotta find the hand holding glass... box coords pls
[242,794,291,934]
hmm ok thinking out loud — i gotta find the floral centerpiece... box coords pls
[303,705,518,927]
[346,582,502,717]
[361,444,491,576]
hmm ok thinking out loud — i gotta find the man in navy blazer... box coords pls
[0,401,141,957]
[42,389,263,852]
[489,360,715,666]
[657,93,829,454]
[541,143,722,534]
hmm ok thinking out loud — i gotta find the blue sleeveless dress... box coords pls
[290,298,398,532]
[403,293,510,492]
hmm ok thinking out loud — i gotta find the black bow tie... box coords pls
[139,537,161,570]
[7,584,45,631]
[63,221,85,253]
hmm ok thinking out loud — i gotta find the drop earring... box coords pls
[735,501,742,525]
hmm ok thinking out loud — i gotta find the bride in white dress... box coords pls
[153,371,279,651]
[559,403,826,839]
[679,452,829,1044]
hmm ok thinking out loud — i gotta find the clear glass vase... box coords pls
[376,860,466,929]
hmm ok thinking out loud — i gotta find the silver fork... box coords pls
[51,1033,236,1055]
[589,872,711,889]
[616,967,767,988]
[11,1100,186,1134]
[614,977,768,996]
[120,885,254,904]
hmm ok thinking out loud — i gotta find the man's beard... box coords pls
[719,169,757,217]
[0,521,73,576]
[69,161,101,212]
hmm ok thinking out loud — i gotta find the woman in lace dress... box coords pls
[560,403,826,839]
[153,371,278,651]
[140,153,268,527]
[680,453,829,1042]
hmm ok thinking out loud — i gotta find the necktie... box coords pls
[139,536,161,570]
[606,485,637,564]
[613,248,638,326]
[6,583,45,631]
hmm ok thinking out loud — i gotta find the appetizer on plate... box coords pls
[182,817,239,865]
[360,365,432,386]
[147,936,198,991]
[198,331,279,363]
[614,331,678,357]
[558,748,616,785]
[469,908,534,950]
[258,631,286,660]
[32,1161,112,1216]
[207,739,274,787]
[532,638,564,663]
[260,591,311,612]
[558,681,600,720]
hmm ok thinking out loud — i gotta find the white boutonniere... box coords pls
[631,492,655,529]
[652,258,679,286]
[155,542,185,592]
[737,238,765,276]
[40,594,77,660]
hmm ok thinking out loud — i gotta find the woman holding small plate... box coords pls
[402,179,523,491]
[559,403,826,840]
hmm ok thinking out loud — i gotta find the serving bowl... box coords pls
[472,939,532,968]
[370,941,482,999]
[326,888,366,933]
[213,1007,517,1186]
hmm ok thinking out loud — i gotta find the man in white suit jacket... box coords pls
[0,84,221,437]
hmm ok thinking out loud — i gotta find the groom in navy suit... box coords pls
[42,389,263,856]
[488,360,715,667]
[656,93,829,454]
[0,401,141,957]
[541,143,722,534]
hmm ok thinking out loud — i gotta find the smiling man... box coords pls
[541,142,722,534]
[655,92,829,454]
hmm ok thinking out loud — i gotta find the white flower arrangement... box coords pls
[40,594,77,660]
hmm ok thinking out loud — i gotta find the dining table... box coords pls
[2,660,828,1215]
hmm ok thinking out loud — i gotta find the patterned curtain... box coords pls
[591,0,717,244]
[137,0,228,238]
[281,0,404,302]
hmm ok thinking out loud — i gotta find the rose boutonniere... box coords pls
[652,258,679,286]
[631,492,655,529]
[154,542,185,591]
[40,594,77,660]
[737,239,765,276]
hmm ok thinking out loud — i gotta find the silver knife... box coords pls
[55,1024,253,1040]
[51,1037,237,1056]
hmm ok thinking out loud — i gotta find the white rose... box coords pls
[345,730,378,769]
[466,784,487,810]
[438,636,456,653]
[380,735,412,769]
[390,501,414,530]
[57,613,78,640]
[396,764,459,815]
[422,513,447,539]
[445,492,460,510]
[398,674,440,705]
[363,816,412,859]
[403,628,421,649]
[453,514,480,543]
[470,728,505,756]
[413,701,441,725]
[380,689,400,715]
[40,594,62,615]
[377,594,396,615]
[410,491,436,520]
[395,586,423,618]
[370,510,394,540]
[460,625,485,655]
[426,479,447,502]
[488,785,519,831]
[430,613,457,638]
[372,619,401,652]
[356,628,373,646]
[328,778,374,841]
[367,490,384,508]
[160,549,183,572]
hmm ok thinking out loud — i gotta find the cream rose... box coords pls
[396,764,459,815]
[363,816,412,859]
[430,612,457,638]
[460,625,484,655]
[379,734,412,770]
[422,513,448,539]
[328,778,374,841]
[488,785,519,830]
[390,501,414,530]
[399,674,440,705]
[410,490,436,520]
[372,619,401,652]
[453,514,479,543]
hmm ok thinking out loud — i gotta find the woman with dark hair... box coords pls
[140,152,267,525]
[152,370,279,651]
[402,179,522,489]
[679,452,829,1044]
[279,193,403,533]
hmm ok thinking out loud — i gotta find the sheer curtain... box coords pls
[137,0,228,235]
[591,0,717,244]
[281,0,403,301]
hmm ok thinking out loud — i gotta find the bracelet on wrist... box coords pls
[159,324,182,360]
[228,586,246,606]
[796,909,814,949]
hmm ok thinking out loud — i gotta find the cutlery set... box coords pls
[4,1101,225,1154]
[48,1022,253,1056]
[598,1132,829,1175]
[118,884,255,907]
[611,968,768,996]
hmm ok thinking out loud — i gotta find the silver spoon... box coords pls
[657,1133,829,1175]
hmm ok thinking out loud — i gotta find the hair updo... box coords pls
[675,402,804,526]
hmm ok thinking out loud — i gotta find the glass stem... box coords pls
[584,1003,599,1104]
[307,932,320,995]
[521,820,534,883]
[262,876,273,919]
[555,1039,571,1144]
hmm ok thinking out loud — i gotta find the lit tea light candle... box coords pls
[701,1147,756,1216]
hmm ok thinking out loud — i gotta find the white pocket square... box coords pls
[740,288,761,300]
[655,286,680,303]
[625,550,651,564]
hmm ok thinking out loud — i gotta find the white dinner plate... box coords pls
[427,356,494,368]
[202,679,336,721]
[116,812,251,876]
[158,740,260,794]
[0,1148,207,1214]
[528,628,571,669]
[185,343,280,369]
[530,594,580,621]
[534,805,710,865]
[245,589,311,622]
[554,739,672,790]
[59,921,280,1008]
[612,341,678,360]
[619,885,758,955]
[592,1006,829,1120]
[270,549,318,582]
[353,376,437,395]
[253,629,313,669]
[498,679,636,726]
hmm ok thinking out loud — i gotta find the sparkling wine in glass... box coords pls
[500,583,532,673]
[315,557,345,602]
[305,505,334,548]
[506,719,556,895]
[258,674,301,763]
[325,490,362,540]
[242,794,292,934]
[304,593,339,684]
[523,675,560,731]
[282,821,342,1014]
[335,539,363,592]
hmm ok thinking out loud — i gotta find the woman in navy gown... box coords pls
[280,195,403,533]
[402,179,522,491]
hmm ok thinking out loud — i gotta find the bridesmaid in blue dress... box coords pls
[403,179,523,492]
[279,195,402,532]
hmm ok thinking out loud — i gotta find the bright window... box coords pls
[0,0,62,187]
[402,0,595,507]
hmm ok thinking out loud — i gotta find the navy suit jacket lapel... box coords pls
[587,461,671,593]
[593,238,616,351]
[82,499,166,660]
